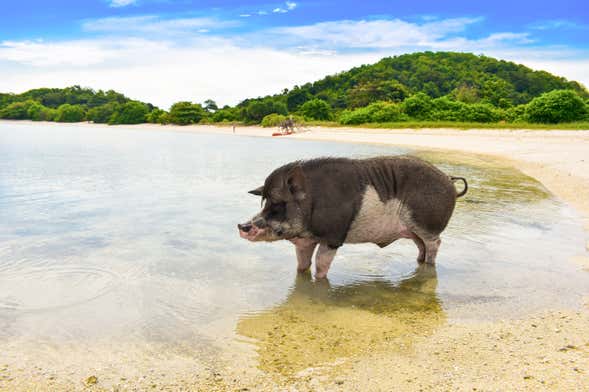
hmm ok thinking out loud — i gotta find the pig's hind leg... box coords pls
[410,233,426,263]
[423,237,441,264]
[410,230,441,265]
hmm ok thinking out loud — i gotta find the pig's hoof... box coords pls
[297,266,310,273]
[315,272,328,279]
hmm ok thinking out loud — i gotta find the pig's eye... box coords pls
[268,202,286,218]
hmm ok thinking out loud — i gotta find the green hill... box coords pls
[271,51,587,110]
[1,52,588,126]
[227,52,588,125]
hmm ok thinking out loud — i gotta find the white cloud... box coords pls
[0,39,134,66]
[0,38,381,109]
[0,16,587,110]
[109,0,136,7]
[514,59,589,89]
[240,14,251,18]
[82,15,238,35]
[529,19,586,30]
[253,2,297,16]
[271,17,483,49]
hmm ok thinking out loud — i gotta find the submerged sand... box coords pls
[1,121,588,391]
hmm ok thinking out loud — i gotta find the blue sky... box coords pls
[1,0,588,108]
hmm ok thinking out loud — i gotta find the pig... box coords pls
[237,156,467,279]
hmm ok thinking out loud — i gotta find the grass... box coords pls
[302,120,589,130]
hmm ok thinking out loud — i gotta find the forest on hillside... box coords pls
[1,52,588,127]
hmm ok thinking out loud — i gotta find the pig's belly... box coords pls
[345,186,412,245]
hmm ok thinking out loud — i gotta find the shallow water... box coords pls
[0,122,588,377]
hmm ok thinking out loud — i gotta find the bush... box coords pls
[54,104,86,122]
[339,107,372,125]
[28,102,56,121]
[0,100,37,119]
[458,103,501,123]
[87,102,121,123]
[526,90,587,123]
[370,102,405,122]
[145,108,167,124]
[261,113,287,127]
[339,101,406,124]
[504,105,528,123]
[212,106,239,122]
[299,99,332,120]
[109,101,149,124]
[402,93,433,120]
[428,97,467,121]
[168,101,207,125]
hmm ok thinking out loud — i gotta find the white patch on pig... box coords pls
[345,186,412,246]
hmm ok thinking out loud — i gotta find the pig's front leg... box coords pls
[315,244,337,279]
[290,238,318,272]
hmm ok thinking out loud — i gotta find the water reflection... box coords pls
[237,264,444,376]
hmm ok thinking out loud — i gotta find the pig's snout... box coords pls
[238,220,266,241]
[238,222,252,233]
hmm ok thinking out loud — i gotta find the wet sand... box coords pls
[206,124,589,391]
[1,120,589,391]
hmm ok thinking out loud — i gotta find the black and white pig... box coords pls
[237,156,467,278]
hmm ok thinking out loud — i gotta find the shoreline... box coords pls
[1,119,589,391]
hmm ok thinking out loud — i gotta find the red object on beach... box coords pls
[272,130,293,137]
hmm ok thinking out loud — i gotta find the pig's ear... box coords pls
[287,165,306,200]
[248,186,264,196]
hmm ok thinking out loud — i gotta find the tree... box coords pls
[0,93,16,108]
[27,101,56,121]
[87,102,121,123]
[452,84,479,104]
[146,108,167,124]
[203,99,218,112]
[242,99,287,123]
[169,101,207,125]
[299,99,332,120]
[526,90,587,123]
[212,106,239,122]
[480,77,515,107]
[0,100,37,119]
[286,88,311,111]
[55,104,86,122]
[109,101,149,124]
[347,80,410,108]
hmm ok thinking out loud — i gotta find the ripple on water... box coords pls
[0,263,119,313]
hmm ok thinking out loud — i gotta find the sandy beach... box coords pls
[1,120,589,391]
